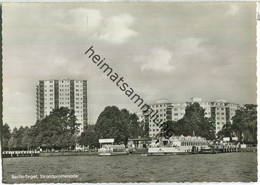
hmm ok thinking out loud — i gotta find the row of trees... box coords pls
[2,106,148,150]
[2,107,80,151]
[2,103,257,151]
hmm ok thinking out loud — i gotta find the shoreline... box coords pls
[2,147,257,158]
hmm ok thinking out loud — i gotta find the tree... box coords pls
[232,104,257,143]
[95,106,128,144]
[34,107,79,150]
[8,136,17,150]
[128,113,142,138]
[20,126,31,150]
[8,127,19,150]
[94,106,145,145]
[2,123,11,150]
[78,125,98,149]
[140,120,149,138]
[159,120,176,138]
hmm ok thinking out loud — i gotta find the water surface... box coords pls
[2,152,257,183]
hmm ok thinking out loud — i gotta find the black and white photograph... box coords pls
[1,1,258,183]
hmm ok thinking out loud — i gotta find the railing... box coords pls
[2,151,40,158]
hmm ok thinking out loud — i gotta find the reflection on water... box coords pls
[2,152,257,183]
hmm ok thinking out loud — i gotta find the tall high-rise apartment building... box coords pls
[36,79,88,132]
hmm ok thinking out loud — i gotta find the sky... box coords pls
[3,3,257,128]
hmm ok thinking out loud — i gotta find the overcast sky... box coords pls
[3,3,257,128]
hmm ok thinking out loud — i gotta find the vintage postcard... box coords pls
[1,1,258,183]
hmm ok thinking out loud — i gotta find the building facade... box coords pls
[209,99,239,133]
[147,97,239,137]
[36,79,88,132]
[188,98,239,133]
[148,100,173,138]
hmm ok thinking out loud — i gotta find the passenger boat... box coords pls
[148,135,210,155]
[98,138,128,156]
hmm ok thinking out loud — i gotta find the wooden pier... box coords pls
[200,143,240,154]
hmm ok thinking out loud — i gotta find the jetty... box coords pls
[200,143,240,154]
[2,151,40,158]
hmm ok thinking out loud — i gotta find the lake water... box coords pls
[2,152,257,183]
